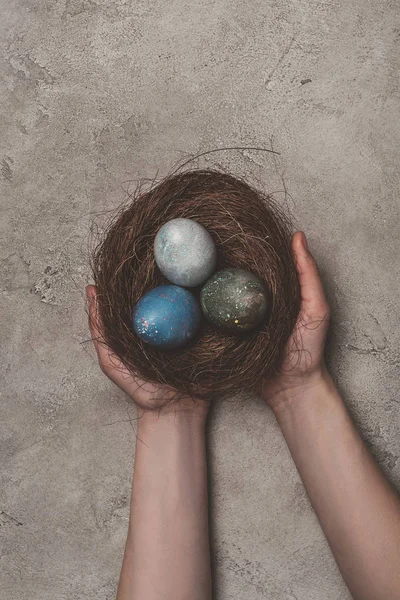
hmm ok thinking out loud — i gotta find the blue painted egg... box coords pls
[154,218,217,287]
[132,285,201,349]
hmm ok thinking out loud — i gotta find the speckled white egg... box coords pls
[154,218,217,287]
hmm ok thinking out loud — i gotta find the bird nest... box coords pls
[91,169,301,400]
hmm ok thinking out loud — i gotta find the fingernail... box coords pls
[303,232,309,250]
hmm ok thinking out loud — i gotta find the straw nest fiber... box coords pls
[91,169,301,400]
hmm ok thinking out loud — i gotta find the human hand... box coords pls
[261,232,331,412]
[86,285,209,417]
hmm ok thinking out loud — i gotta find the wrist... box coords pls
[137,397,210,432]
[269,365,337,421]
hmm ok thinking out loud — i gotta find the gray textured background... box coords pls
[1,1,399,599]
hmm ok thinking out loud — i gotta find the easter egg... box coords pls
[132,284,201,349]
[200,268,268,333]
[154,218,217,287]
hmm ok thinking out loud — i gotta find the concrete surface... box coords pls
[1,0,399,598]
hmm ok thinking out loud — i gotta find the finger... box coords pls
[86,285,101,339]
[292,232,328,308]
[86,285,113,366]
[86,291,141,409]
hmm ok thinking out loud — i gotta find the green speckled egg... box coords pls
[200,268,268,333]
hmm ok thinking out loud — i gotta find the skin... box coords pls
[262,233,400,600]
[87,231,400,600]
[87,286,212,600]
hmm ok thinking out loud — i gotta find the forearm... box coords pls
[116,407,212,600]
[273,370,400,600]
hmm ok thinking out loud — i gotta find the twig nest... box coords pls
[92,169,301,400]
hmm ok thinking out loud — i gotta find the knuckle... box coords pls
[99,361,108,375]
[323,301,331,316]
[318,303,330,318]
[320,305,331,323]
[304,302,331,325]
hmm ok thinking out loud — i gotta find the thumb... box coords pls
[292,232,327,309]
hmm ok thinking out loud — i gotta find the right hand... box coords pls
[261,231,331,411]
